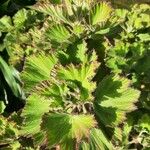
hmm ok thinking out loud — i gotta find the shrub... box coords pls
[0,0,149,149]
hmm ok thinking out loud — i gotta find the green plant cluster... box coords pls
[0,0,150,149]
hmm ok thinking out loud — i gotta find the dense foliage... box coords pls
[0,0,150,149]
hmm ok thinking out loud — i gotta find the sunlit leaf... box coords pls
[94,75,140,126]
[21,53,57,92]
[90,2,112,25]
[41,113,96,148]
[21,94,51,135]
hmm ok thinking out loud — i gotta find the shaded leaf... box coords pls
[89,128,113,150]
[94,75,140,126]
[138,114,150,131]
[0,56,22,97]
[58,58,99,101]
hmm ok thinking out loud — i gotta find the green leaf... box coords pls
[7,141,21,150]
[37,82,69,107]
[94,75,140,126]
[0,116,18,146]
[21,94,51,135]
[58,63,95,87]
[90,2,112,25]
[41,113,96,148]
[58,58,99,101]
[0,101,5,114]
[0,56,22,97]
[95,28,110,35]
[80,128,113,150]
[32,2,68,23]
[76,41,88,63]
[80,142,90,150]
[13,9,28,29]
[46,24,71,44]
[115,9,128,19]
[0,16,13,32]
[89,128,113,150]
[41,113,71,147]
[58,41,89,64]
[137,33,150,42]
[138,114,150,131]
[21,53,57,92]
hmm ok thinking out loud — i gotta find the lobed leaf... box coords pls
[94,75,140,126]
[46,24,71,45]
[32,2,68,23]
[13,9,28,29]
[90,2,112,25]
[21,53,57,92]
[41,113,96,148]
[58,58,99,101]
[21,94,51,135]
[0,16,13,32]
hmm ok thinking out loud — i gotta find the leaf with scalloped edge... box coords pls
[41,113,96,149]
[0,16,13,32]
[13,9,28,29]
[58,40,93,65]
[72,40,88,63]
[21,53,57,92]
[94,75,140,126]
[80,128,113,150]
[46,24,71,45]
[0,116,19,147]
[21,94,51,135]
[32,2,68,23]
[90,2,112,25]
[35,81,69,107]
[57,57,99,101]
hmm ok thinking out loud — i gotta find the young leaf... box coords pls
[138,114,150,131]
[46,24,71,44]
[76,41,88,63]
[0,101,5,114]
[32,3,68,23]
[90,2,112,25]
[0,16,13,32]
[13,9,28,29]
[58,59,99,101]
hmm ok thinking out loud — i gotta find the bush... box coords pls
[0,0,150,149]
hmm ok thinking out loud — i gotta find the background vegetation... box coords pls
[0,0,150,149]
